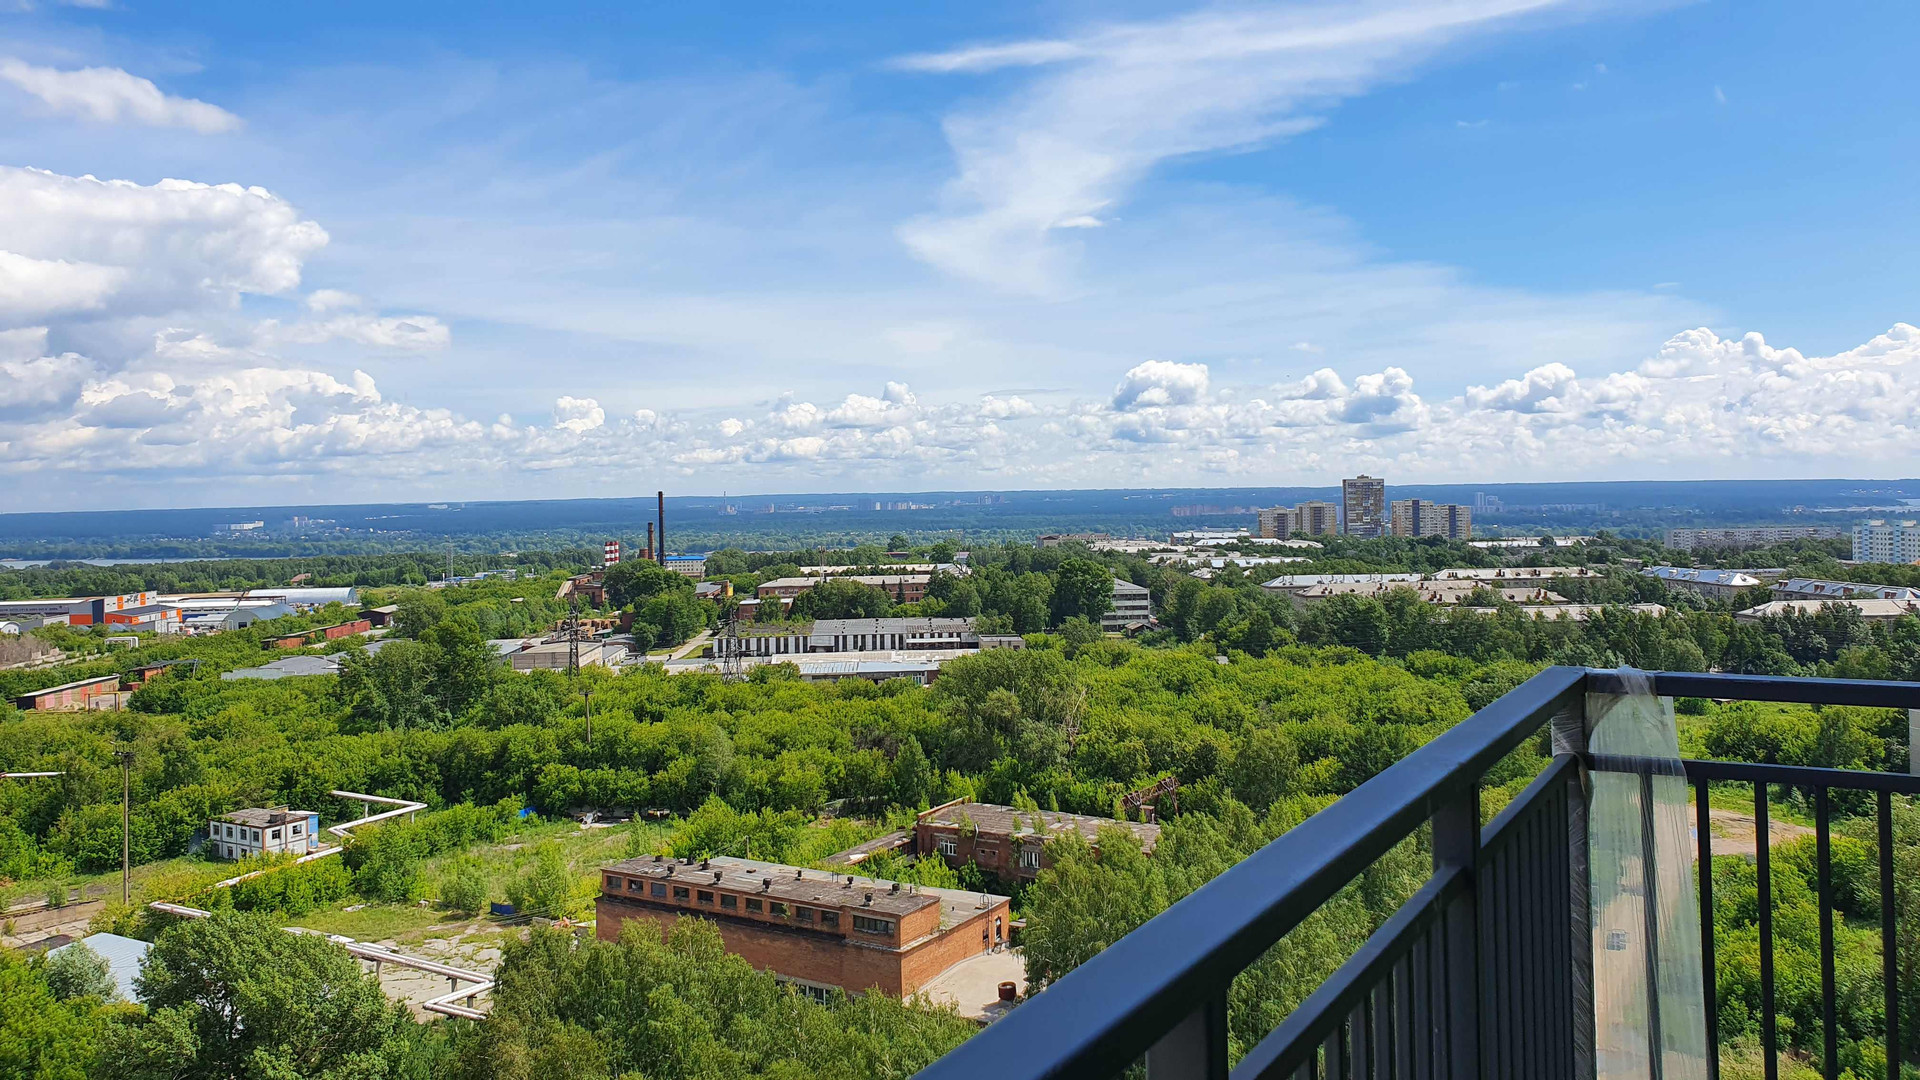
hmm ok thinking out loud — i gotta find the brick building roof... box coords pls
[605,854,1007,930]
[918,801,1161,853]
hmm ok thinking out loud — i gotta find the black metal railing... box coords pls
[914,668,1920,1080]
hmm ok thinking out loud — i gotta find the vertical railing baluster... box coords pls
[1412,931,1432,1080]
[1551,702,1596,1080]
[1697,776,1720,1080]
[1324,1021,1346,1080]
[1350,1000,1371,1080]
[1879,790,1899,1080]
[1816,787,1838,1080]
[1145,990,1227,1080]
[1757,782,1778,1080]
[1394,954,1414,1080]
[1434,788,1480,1080]
[1639,770,1666,1080]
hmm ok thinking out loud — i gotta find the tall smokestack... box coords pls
[656,491,666,560]
[646,522,655,562]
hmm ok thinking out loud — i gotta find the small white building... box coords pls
[1104,579,1153,631]
[208,806,322,860]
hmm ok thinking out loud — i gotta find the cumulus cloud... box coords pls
[552,395,604,433]
[1112,359,1209,409]
[0,351,92,411]
[10,324,1920,493]
[0,59,241,133]
[895,0,1572,290]
[0,167,328,325]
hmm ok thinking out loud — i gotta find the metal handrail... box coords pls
[916,668,1920,1080]
[914,664,1588,1080]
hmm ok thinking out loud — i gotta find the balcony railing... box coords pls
[914,667,1920,1080]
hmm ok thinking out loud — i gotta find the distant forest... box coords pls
[1,478,1915,560]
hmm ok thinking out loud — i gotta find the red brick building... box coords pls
[596,855,1011,1000]
[12,674,122,712]
[913,799,1161,882]
[266,619,372,649]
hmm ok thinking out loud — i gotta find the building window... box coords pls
[1020,848,1041,871]
[292,824,302,835]
[820,911,839,929]
[936,837,958,857]
[793,906,814,924]
[853,915,894,936]
[628,878,644,892]
[224,826,234,838]
[651,881,668,897]
[721,894,738,910]
[672,886,691,901]
[697,890,715,905]
[269,829,280,841]
[746,898,763,913]
[770,902,788,917]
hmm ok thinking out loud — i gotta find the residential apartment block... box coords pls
[1666,526,1847,552]
[1389,500,1473,540]
[208,807,322,861]
[1737,599,1920,624]
[1853,520,1920,564]
[1105,579,1153,630]
[912,800,1161,882]
[596,855,1012,1000]
[1256,501,1340,539]
[1342,475,1387,538]
[1640,566,1769,600]
[1770,578,1920,603]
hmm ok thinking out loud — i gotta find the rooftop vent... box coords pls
[864,892,874,906]
[653,854,663,862]
[763,878,771,891]
[701,858,709,870]
[713,870,722,882]
[890,882,900,894]
[844,877,853,888]
[794,868,803,879]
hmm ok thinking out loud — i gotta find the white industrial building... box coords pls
[208,806,323,860]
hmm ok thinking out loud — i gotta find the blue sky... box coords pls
[2,0,1917,507]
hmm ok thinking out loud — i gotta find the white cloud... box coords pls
[306,288,362,312]
[0,59,241,133]
[256,313,451,351]
[10,324,1920,492]
[895,0,1573,291]
[1112,359,1209,409]
[552,395,604,433]
[0,167,328,326]
[0,352,91,410]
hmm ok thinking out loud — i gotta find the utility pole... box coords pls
[581,688,594,748]
[114,750,134,906]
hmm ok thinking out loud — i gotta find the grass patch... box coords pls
[291,903,453,943]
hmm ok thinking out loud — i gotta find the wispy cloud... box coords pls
[0,58,241,133]
[893,0,1576,293]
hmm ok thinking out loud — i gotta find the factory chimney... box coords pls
[656,491,666,561]
[645,521,655,562]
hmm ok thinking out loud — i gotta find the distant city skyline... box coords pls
[2,3,1917,507]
